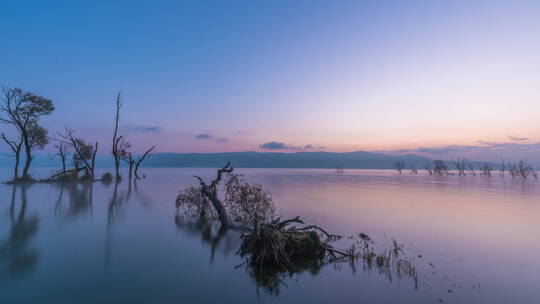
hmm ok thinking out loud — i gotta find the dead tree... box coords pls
[59,128,98,179]
[424,163,434,175]
[134,145,155,180]
[466,162,476,176]
[499,160,506,177]
[52,141,69,175]
[121,152,135,180]
[479,163,492,177]
[1,133,23,180]
[393,160,406,174]
[517,159,535,179]
[433,160,448,176]
[194,162,234,226]
[452,158,467,176]
[111,92,123,180]
[508,162,517,179]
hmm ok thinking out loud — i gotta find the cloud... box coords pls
[507,135,528,141]
[217,137,229,144]
[122,125,162,133]
[303,144,326,150]
[475,140,496,145]
[260,141,290,150]
[196,133,212,139]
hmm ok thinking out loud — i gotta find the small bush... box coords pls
[101,172,113,183]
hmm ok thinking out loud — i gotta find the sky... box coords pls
[0,0,539,162]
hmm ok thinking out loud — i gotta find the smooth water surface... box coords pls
[1,168,539,303]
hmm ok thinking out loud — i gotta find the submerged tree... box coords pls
[175,163,419,294]
[58,128,98,179]
[119,138,155,181]
[111,92,123,181]
[452,158,468,176]
[134,145,155,180]
[424,163,434,175]
[393,160,406,174]
[433,160,448,176]
[0,87,55,180]
[1,132,23,180]
[479,163,492,177]
[499,160,507,177]
[51,141,70,175]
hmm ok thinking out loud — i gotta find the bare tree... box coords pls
[52,141,69,175]
[452,158,467,176]
[134,145,155,180]
[424,163,433,175]
[119,139,135,180]
[111,92,123,180]
[433,160,448,176]
[1,133,23,180]
[499,160,506,177]
[0,87,55,179]
[59,128,98,179]
[479,163,492,177]
[393,160,406,174]
[193,162,234,226]
[465,161,476,176]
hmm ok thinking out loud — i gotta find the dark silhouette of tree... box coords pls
[0,87,54,180]
[452,158,468,176]
[479,163,492,177]
[51,141,70,175]
[1,133,23,180]
[392,160,406,174]
[58,128,98,178]
[134,145,155,180]
[433,160,448,176]
[111,92,123,181]
[119,139,135,180]
[424,163,434,175]
[499,160,507,177]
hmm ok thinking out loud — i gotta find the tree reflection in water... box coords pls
[0,184,40,276]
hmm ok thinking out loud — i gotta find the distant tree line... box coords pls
[0,86,155,183]
[393,158,537,179]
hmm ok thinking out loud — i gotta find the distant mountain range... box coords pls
[142,151,434,169]
[0,151,500,169]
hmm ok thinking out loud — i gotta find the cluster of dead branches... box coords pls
[505,159,537,179]
[176,163,420,295]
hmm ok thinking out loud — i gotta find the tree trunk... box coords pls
[128,162,133,180]
[14,152,20,180]
[203,189,230,226]
[61,155,66,174]
[22,144,32,180]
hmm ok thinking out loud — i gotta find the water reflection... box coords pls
[0,169,539,304]
[174,212,240,263]
[1,185,40,276]
[53,182,94,219]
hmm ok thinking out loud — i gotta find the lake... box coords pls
[1,168,539,303]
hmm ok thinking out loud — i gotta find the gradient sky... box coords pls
[1,0,539,162]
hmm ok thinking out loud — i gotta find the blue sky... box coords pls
[1,0,539,162]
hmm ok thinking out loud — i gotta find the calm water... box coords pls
[1,168,539,303]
